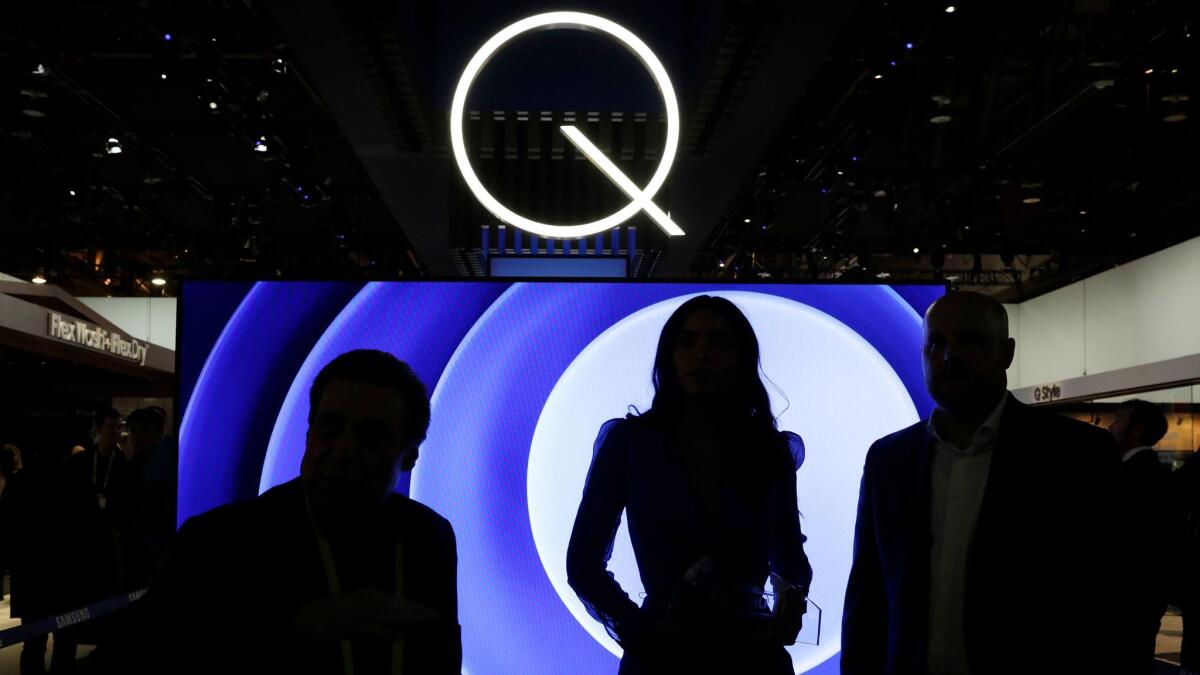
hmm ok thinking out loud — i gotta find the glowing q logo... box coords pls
[450,12,685,239]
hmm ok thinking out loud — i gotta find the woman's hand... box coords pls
[768,586,807,646]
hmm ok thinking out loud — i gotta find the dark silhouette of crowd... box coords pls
[0,406,171,674]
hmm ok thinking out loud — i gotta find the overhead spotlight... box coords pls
[929,115,953,124]
[208,101,218,110]
[912,247,920,254]
[905,42,914,50]
[1144,68,1154,75]
[1172,68,1180,74]
[31,272,47,284]
[272,58,288,76]
[160,73,168,80]
[68,190,76,196]
[875,271,891,279]
[1164,113,1188,122]
[151,276,167,287]
[944,5,956,13]
[32,63,47,76]
[718,261,726,268]
[1022,196,1042,204]
[873,73,884,80]
[873,189,888,198]
[103,277,112,286]
[253,136,269,153]
[163,33,172,41]
[1079,210,1088,215]
[105,137,124,155]
[743,218,751,223]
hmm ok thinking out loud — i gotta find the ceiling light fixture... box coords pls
[944,5,956,13]
[31,273,47,284]
[105,137,123,155]
[1022,197,1042,204]
[151,276,167,287]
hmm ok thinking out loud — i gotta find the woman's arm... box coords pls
[768,432,813,589]
[766,432,812,645]
[566,420,649,646]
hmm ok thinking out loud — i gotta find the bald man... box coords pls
[841,291,1122,675]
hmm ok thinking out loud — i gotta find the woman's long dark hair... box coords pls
[634,295,776,432]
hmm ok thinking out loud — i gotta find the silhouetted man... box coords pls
[164,350,460,674]
[842,291,1121,674]
[1109,399,1173,673]
[68,408,127,514]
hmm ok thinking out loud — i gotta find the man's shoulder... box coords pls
[178,480,302,540]
[393,495,455,545]
[866,420,928,463]
[1010,399,1109,442]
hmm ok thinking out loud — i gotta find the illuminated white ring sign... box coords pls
[450,12,685,239]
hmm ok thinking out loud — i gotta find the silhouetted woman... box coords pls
[567,295,812,674]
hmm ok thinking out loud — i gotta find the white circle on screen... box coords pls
[526,290,919,672]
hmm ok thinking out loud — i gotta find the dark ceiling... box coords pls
[1,0,1197,301]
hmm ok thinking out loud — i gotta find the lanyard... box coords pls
[92,448,117,492]
[306,498,406,675]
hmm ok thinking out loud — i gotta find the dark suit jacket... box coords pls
[842,394,1121,675]
[1119,448,1173,617]
[162,478,460,674]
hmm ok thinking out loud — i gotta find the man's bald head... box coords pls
[922,291,1016,417]
[925,291,1010,342]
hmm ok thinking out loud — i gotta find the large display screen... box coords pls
[178,280,943,675]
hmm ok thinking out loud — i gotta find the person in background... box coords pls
[114,408,165,590]
[1176,449,1200,675]
[1109,399,1174,674]
[0,443,21,601]
[67,408,128,518]
[841,291,1122,674]
[2,443,104,674]
[0,443,21,499]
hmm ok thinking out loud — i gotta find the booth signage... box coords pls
[450,11,685,240]
[47,312,149,366]
[1032,383,1063,402]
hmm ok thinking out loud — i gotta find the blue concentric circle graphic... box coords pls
[179,281,940,675]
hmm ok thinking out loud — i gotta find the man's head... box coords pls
[125,408,165,461]
[93,408,123,450]
[922,291,1015,416]
[1109,399,1168,451]
[300,350,430,523]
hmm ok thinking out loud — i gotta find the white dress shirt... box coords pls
[925,393,1008,675]
[1121,445,1155,463]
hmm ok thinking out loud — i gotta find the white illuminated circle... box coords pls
[449,12,684,239]
[527,292,919,672]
